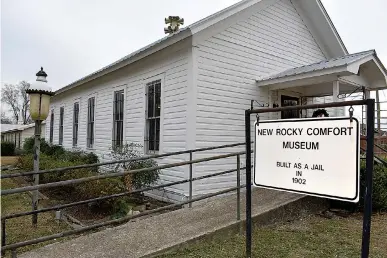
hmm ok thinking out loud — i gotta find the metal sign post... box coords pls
[361,99,375,258]
[244,99,374,258]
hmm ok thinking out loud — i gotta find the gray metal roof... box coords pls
[1,124,21,133]
[260,49,376,82]
[55,27,191,95]
[1,122,45,133]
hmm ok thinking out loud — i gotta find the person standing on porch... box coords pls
[312,109,329,118]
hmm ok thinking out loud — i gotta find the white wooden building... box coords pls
[47,0,387,201]
[1,122,46,149]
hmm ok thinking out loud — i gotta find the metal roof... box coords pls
[1,122,46,133]
[260,50,376,82]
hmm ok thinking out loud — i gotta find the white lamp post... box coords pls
[26,67,54,225]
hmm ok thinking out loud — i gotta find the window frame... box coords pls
[49,109,54,144]
[73,101,80,147]
[86,96,96,149]
[112,87,125,149]
[59,106,64,145]
[144,76,164,154]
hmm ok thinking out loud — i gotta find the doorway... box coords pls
[281,95,300,119]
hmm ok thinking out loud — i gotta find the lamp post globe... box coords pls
[26,67,55,121]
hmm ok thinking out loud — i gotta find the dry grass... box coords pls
[159,213,387,258]
[1,156,19,166]
[1,178,71,257]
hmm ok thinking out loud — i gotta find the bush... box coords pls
[111,197,133,219]
[60,150,99,166]
[23,137,65,157]
[331,161,387,212]
[1,141,16,156]
[359,163,387,211]
[17,153,124,212]
[22,137,98,165]
[22,137,35,154]
[17,154,88,183]
[106,143,160,191]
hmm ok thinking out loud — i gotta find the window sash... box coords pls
[112,90,124,148]
[50,110,54,144]
[73,102,79,146]
[87,97,95,148]
[59,107,64,145]
[145,80,161,152]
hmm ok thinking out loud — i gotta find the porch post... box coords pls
[332,80,340,116]
[364,90,371,135]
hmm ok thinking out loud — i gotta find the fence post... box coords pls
[189,151,193,208]
[1,219,6,256]
[11,249,17,258]
[236,154,242,234]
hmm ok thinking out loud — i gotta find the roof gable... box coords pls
[292,0,348,58]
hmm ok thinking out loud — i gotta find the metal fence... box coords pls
[1,142,249,257]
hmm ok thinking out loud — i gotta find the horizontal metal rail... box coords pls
[2,167,246,220]
[1,151,246,196]
[2,142,247,179]
[360,146,387,166]
[248,99,367,114]
[2,185,245,252]
[374,143,387,153]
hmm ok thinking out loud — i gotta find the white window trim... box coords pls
[58,105,65,146]
[72,98,81,148]
[144,74,165,154]
[49,107,55,144]
[86,93,97,150]
[111,84,127,149]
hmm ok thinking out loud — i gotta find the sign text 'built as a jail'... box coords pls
[253,117,360,202]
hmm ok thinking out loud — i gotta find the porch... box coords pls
[256,50,387,122]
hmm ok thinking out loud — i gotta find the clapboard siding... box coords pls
[194,0,326,195]
[47,44,190,198]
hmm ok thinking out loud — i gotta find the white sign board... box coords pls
[253,117,360,202]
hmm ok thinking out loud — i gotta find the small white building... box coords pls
[1,122,46,149]
[47,0,387,201]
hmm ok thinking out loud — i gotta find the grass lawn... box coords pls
[1,178,71,257]
[159,213,387,258]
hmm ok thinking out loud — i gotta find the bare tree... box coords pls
[1,81,31,124]
[19,81,31,124]
[1,112,12,124]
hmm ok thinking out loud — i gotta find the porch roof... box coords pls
[256,50,387,95]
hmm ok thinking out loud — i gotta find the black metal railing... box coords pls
[1,142,249,257]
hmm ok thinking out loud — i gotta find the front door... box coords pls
[281,95,300,119]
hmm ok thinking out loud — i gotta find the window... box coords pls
[112,90,124,148]
[49,110,54,144]
[18,132,21,149]
[59,107,64,145]
[87,97,95,148]
[73,102,79,147]
[145,80,161,152]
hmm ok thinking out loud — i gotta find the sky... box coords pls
[1,0,386,90]
[1,0,387,122]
